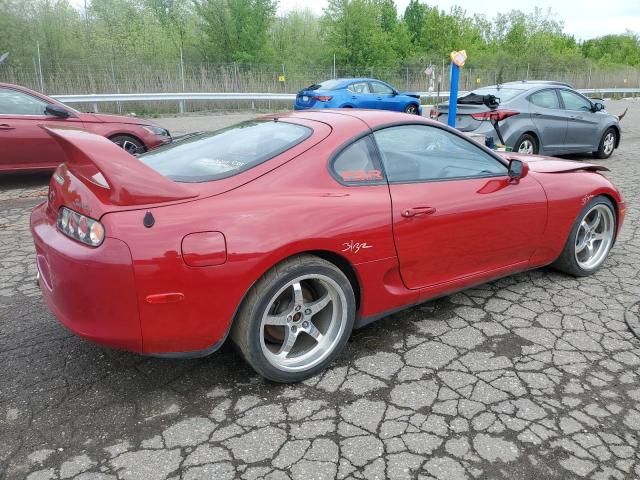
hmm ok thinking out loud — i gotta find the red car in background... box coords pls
[31,109,624,382]
[0,82,171,173]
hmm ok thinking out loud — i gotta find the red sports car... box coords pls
[0,82,171,173]
[30,110,625,382]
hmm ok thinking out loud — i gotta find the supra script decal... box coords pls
[342,240,372,254]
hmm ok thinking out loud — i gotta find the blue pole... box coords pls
[447,62,460,128]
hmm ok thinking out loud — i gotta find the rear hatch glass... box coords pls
[302,79,343,91]
[139,120,311,183]
[462,87,523,103]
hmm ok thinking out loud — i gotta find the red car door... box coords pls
[373,124,547,290]
[0,86,84,172]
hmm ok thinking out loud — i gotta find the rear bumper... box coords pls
[30,202,143,352]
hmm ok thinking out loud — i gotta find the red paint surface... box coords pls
[30,109,625,355]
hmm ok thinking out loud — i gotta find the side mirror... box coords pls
[45,104,71,118]
[593,102,604,112]
[508,158,528,181]
[392,90,398,96]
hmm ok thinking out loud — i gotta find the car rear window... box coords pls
[464,87,523,103]
[139,120,311,182]
[304,79,343,91]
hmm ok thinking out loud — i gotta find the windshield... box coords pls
[139,120,311,182]
[464,87,523,103]
[304,79,343,91]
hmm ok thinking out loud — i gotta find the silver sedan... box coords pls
[433,81,622,158]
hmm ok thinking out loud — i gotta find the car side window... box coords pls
[349,82,370,94]
[374,125,507,183]
[0,88,48,115]
[370,82,394,95]
[332,136,384,185]
[529,89,560,109]
[559,90,592,112]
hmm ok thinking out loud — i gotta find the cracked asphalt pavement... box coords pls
[2,100,640,480]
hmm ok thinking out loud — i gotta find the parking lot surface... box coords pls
[1,100,640,480]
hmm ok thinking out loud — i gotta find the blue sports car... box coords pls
[294,78,422,115]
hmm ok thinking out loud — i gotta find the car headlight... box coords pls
[142,125,170,137]
[57,207,105,247]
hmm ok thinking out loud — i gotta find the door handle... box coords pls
[402,206,436,218]
[532,112,542,117]
[0,124,15,130]
[377,97,383,100]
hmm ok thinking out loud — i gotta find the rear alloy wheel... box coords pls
[594,128,617,159]
[110,135,144,155]
[553,196,616,276]
[514,133,538,154]
[404,104,419,115]
[231,255,355,382]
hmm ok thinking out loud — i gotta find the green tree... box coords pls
[403,0,427,44]
[271,9,328,65]
[194,0,277,63]
[582,33,640,66]
[323,0,404,67]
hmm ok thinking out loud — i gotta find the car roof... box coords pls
[263,108,433,130]
[333,78,387,85]
[481,80,575,91]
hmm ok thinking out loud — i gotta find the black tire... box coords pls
[110,135,145,155]
[230,255,356,383]
[404,103,420,115]
[593,127,617,159]
[552,196,617,277]
[513,133,538,154]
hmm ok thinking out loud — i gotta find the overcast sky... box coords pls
[279,0,640,40]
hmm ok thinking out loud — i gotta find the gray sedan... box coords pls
[433,81,621,158]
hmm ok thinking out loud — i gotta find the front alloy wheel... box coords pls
[594,128,617,159]
[110,135,144,155]
[405,104,419,115]
[574,204,615,271]
[553,196,617,276]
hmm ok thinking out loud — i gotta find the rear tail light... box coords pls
[429,108,439,119]
[57,207,105,247]
[314,96,333,102]
[471,110,519,122]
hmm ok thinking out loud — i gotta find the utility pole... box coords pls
[36,41,44,92]
[179,46,186,113]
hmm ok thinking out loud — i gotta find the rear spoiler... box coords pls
[43,126,196,206]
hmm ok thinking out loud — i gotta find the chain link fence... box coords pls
[2,59,639,114]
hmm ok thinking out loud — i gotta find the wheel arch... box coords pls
[607,124,621,148]
[598,192,621,240]
[229,249,363,330]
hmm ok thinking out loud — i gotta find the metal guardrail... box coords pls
[50,88,640,113]
[51,92,297,113]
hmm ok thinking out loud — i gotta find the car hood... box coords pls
[400,91,421,99]
[76,112,157,126]
[499,153,610,174]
